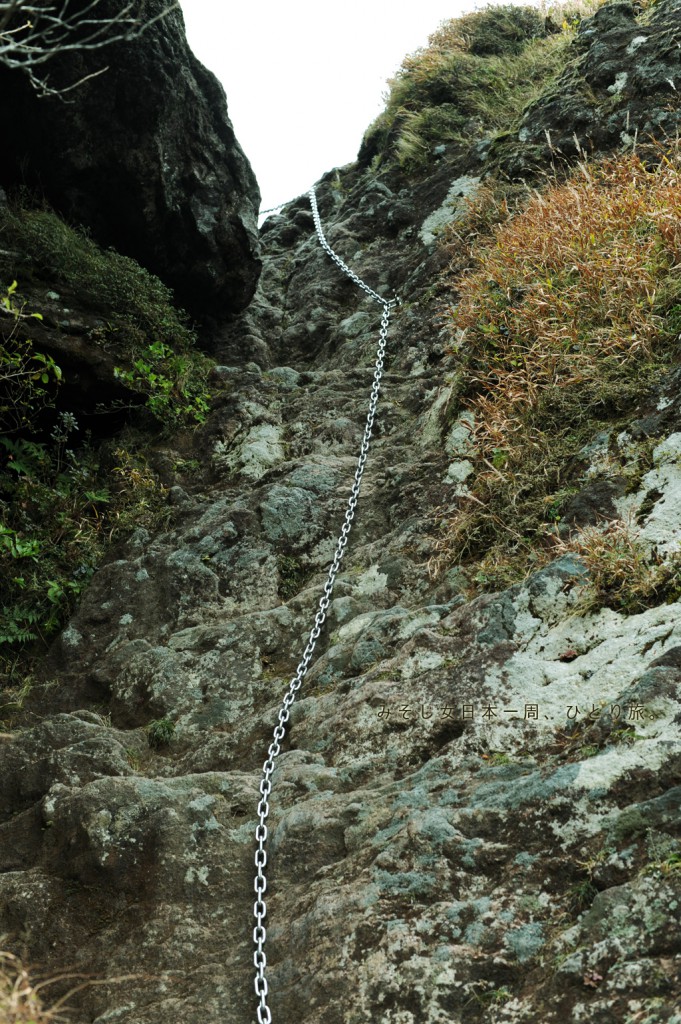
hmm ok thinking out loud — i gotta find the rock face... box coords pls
[489,0,681,178]
[1,2,681,1023]
[0,0,261,317]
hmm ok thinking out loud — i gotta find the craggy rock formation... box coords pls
[0,0,260,317]
[490,0,681,176]
[1,2,681,1023]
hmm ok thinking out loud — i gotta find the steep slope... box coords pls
[1,3,680,1023]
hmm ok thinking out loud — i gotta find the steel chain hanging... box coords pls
[252,186,398,1024]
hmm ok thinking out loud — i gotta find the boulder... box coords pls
[0,0,261,317]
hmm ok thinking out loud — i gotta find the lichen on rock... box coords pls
[1,1,681,1022]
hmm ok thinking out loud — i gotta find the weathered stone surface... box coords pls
[0,0,260,317]
[2,3,681,1022]
[488,0,681,180]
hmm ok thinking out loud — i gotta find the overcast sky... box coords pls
[180,0,546,213]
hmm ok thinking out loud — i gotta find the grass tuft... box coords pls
[554,519,681,615]
[0,947,147,1023]
[0,949,61,1023]
[362,0,606,170]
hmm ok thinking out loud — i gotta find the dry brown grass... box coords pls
[0,950,70,1023]
[431,133,681,593]
[553,519,681,614]
[0,948,146,1024]
[445,139,681,459]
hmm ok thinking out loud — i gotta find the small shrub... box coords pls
[0,209,213,680]
[146,718,175,749]
[0,210,212,433]
[113,340,211,429]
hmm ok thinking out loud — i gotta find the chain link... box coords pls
[259,202,287,215]
[252,186,398,1024]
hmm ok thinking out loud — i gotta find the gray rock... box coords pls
[3,4,681,1021]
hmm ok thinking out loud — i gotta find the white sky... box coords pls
[179,0,544,212]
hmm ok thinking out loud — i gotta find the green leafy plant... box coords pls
[113,340,211,429]
[0,280,61,432]
[482,751,513,766]
[610,726,645,745]
[0,208,215,681]
[0,207,213,433]
[0,604,41,646]
[146,718,176,750]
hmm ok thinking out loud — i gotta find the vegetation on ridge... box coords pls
[432,134,681,602]
[0,203,215,682]
[362,0,607,170]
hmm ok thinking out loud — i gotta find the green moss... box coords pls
[0,205,194,353]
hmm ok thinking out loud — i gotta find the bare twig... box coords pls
[0,0,179,96]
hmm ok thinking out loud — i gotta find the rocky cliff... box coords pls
[1,2,680,1023]
[0,0,261,318]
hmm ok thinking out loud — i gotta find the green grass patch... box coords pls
[362,1,605,171]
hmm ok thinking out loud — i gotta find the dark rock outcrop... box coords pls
[0,0,261,317]
[489,0,681,178]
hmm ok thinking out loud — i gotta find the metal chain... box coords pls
[308,187,390,306]
[259,202,288,215]
[252,186,398,1024]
